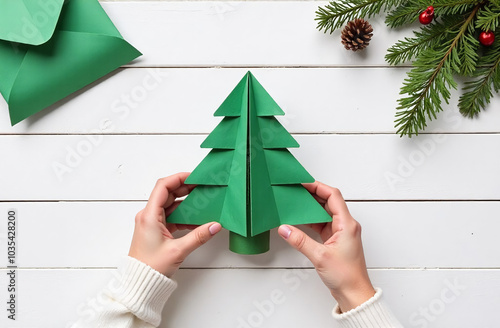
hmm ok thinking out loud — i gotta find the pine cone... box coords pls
[341,19,373,51]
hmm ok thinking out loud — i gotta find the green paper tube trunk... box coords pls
[167,71,332,254]
[229,231,270,255]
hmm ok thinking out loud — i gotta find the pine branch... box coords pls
[386,0,478,28]
[476,3,500,31]
[316,0,406,33]
[456,20,480,75]
[385,16,463,65]
[385,0,423,28]
[395,48,457,136]
[459,40,500,118]
[433,0,481,15]
[394,4,480,136]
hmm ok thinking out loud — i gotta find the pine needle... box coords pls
[386,0,478,28]
[386,16,463,65]
[459,40,500,118]
[394,4,480,136]
[315,0,499,136]
[476,3,500,31]
[316,0,406,33]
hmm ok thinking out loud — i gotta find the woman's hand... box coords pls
[129,172,222,277]
[278,182,375,312]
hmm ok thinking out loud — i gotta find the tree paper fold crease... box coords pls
[168,72,332,254]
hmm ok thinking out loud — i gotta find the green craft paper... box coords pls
[247,83,281,236]
[201,117,240,149]
[263,149,314,184]
[214,76,248,117]
[168,72,332,254]
[229,231,270,255]
[186,149,234,185]
[258,116,300,148]
[272,185,333,225]
[251,77,285,116]
[0,0,65,46]
[0,0,142,125]
[171,185,227,224]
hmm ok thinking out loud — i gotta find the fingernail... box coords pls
[278,225,292,239]
[209,222,222,235]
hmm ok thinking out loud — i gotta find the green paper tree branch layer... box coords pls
[168,72,332,254]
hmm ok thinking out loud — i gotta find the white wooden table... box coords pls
[1,1,499,327]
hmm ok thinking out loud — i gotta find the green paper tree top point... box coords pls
[168,72,332,254]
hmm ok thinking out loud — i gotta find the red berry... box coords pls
[419,6,434,25]
[479,31,495,46]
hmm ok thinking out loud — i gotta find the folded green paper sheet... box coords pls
[168,72,332,254]
[0,0,142,125]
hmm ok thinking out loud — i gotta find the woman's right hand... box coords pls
[278,182,375,313]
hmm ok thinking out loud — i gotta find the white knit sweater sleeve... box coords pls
[71,256,177,328]
[332,288,404,328]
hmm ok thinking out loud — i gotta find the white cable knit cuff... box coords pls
[106,256,177,327]
[332,288,403,328]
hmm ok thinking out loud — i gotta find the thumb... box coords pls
[177,222,222,256]
[278,225,319,260]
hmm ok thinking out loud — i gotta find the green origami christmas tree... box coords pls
[168,72,332,254]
